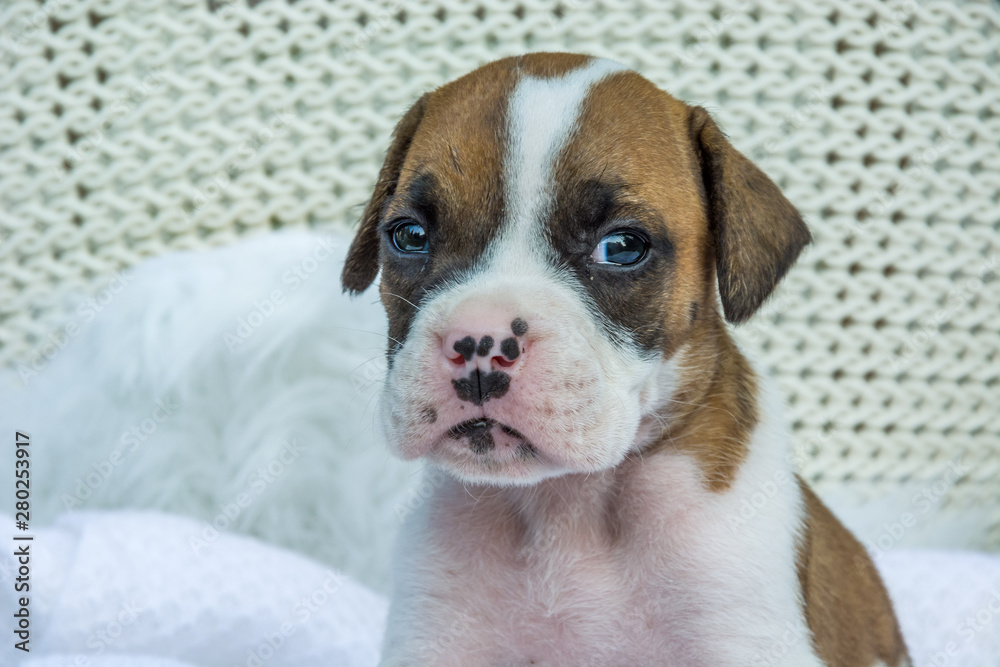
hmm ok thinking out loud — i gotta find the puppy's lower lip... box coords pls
[446,418,536,457]
[447,419,531,444]
[447,418,496,439]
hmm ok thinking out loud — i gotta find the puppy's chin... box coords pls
[429,451,567,487]
[419,419,561,486]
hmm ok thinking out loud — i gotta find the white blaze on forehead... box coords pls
[499,57,630,265]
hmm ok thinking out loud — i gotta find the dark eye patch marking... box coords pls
[511,318,528,336]
[500,337,520,360]
[452,370,510,405]
[476,336,494,357]
[547,177,675,352]
[453,336,476,361]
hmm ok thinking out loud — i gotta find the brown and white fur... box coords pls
[342,53,909,667]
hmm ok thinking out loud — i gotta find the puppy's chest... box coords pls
[498,536,687,665]
[422,477,720,664]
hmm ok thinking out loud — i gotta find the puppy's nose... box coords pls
[442,328,525,371]
[441,317,529,405]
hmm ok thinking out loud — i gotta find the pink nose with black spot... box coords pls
[441,317,529,405]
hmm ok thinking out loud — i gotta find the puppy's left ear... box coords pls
[689,106,812,323]
[341,94,429,294]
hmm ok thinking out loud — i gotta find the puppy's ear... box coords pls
[341,94,429,294]
[689,106,811,323]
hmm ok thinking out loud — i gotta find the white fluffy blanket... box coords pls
[0,510,385,666]
[0,510,998,666]
[1,230,998,666]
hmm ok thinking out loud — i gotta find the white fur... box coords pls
[502,57,629,264]
[0,230,419,593]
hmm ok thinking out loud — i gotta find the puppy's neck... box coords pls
[642,314,760,492]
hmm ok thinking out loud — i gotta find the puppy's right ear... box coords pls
[341,94,429,294]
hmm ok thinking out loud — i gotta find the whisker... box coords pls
[384,292,419,310]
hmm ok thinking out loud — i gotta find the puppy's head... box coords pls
[343,53,809,486]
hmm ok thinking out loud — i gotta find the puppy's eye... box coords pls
[391,220,429,253]
[590,230,647,265]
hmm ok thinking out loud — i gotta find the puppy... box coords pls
[342,53,909,667]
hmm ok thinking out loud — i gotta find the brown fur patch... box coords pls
[797,478,910,666]
[648,317,758,491]
[516,51,592,79]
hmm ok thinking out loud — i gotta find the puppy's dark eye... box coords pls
[391,220,429,253]
[590,230,647,265]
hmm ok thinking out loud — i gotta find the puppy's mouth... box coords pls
[447,418,537,457]
[434,418,555,484]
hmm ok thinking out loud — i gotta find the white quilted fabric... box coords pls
[0,0,997,550]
